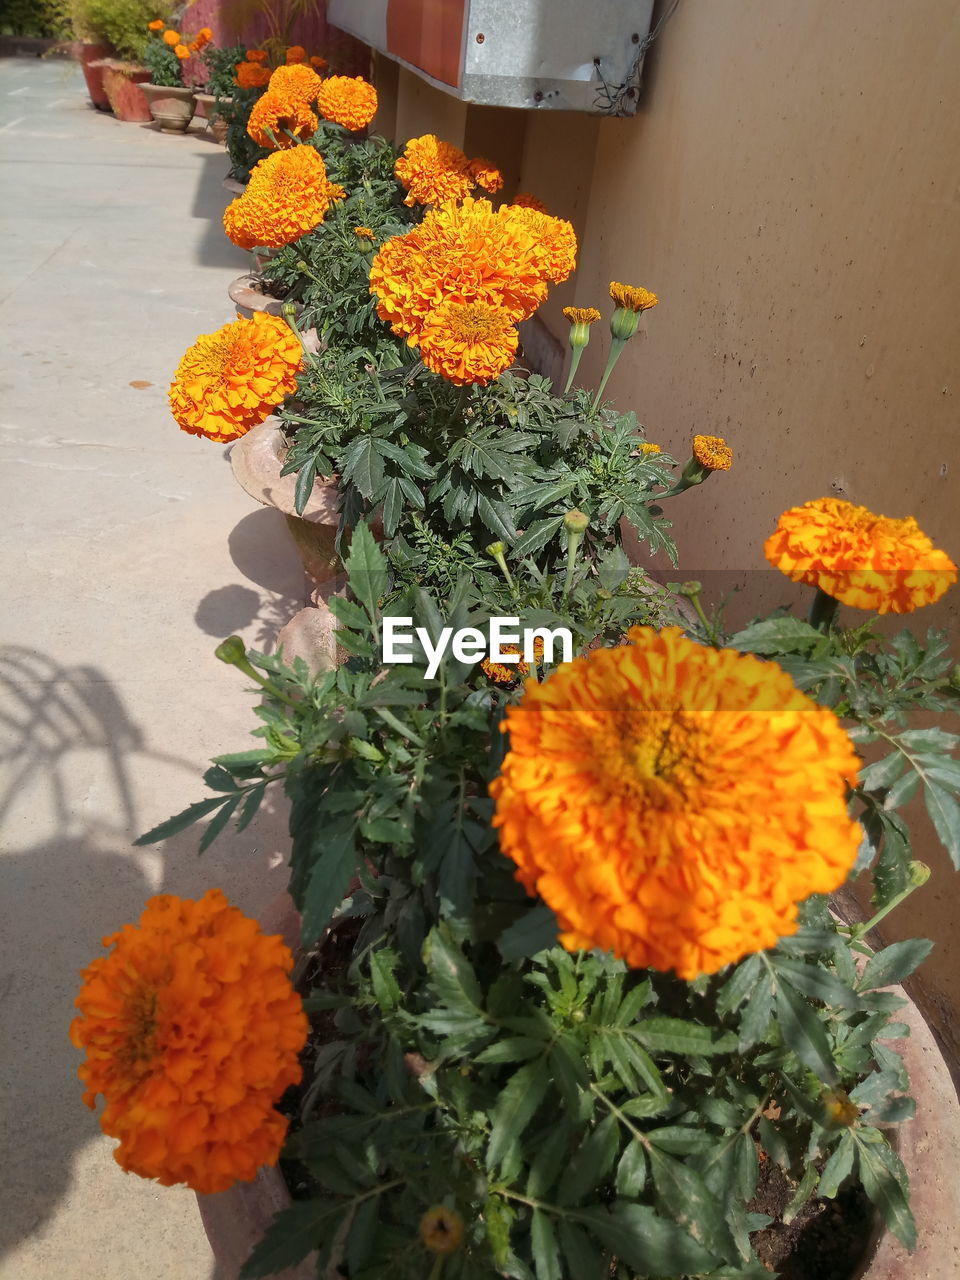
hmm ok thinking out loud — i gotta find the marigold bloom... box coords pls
[468,156,503,193]
[310,55,328,72]
[692,434,733,471]
[419,301,518,386]
[482,639,544,684]
[248,90,318,148]
[563,307,601,327]
[235,60,271,90]
[148,19,164,30]
[514,207,578,283]
[224,146,338,250]
[491,626,862,979]
[370,198,550,342]
[395,134,473,207]
[315,74,378,130]
[639,441,661,454]
[513,192,547,212]
[286,45,307,63]
[196,27,213,43]
[70,890,308,1194]
[610,282,659,312]
[246,48,268,62]
[764,498,958,615]
[420,1206,465,1254]
[268,63,322,105]
[174,44,190,59]
[354,225,375,240]
[169,312,302,442]
[162,28,180,44]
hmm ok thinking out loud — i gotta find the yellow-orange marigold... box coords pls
[247,90,317,148]
[70,890,308,1194]
[310,55,328,72]
[394,134,473,207]
[235,60,271,90]
[610,281,659,312]
[370,198,550,342]
[468,156,503,193]
[764,498,958,615]
[639,441,661,454]
[285,45,306,63]
[692,434,733,471]
[174,43,190,59]
[354,225,375,240]
[162,28,180,45]
[169,312,302,443]
[246,48,268,62]
[513,192,547,212]
[268,63,322,105]
[419,301,519,387]
[491,626,862,979]
[223,146,337,250]
[315,75,378,131]
[148,19,164,30]
[562,307,601,327]
[514,206,578,283]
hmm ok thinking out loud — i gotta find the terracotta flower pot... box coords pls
[94,60,152,122]
[75,41,112,110]
[141,82,197,133]
[195,91,230,142]
[227,274,298,321]
[230,419,341,584]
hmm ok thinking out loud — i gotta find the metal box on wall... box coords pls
[327,0,656,115]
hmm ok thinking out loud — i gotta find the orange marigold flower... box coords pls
[223,146,337,250]
[639,441,661,454]
[514,207,578,283]
[692,434,733,471]
[354,225,375,239]
[513,192,547,212]
[764,498,958,615]
[394,134,473,207]
[162,28,180,45]
[174,43,190,59]
[562,307,601,326]
[370,198,550,342]
[420,1206,465,1254]
[246,48,268,62]
[169,312,302,442]
[610,281,659,312]
[419,301,518,386]
[481,639,544,684]
[285,45,307,63]
[315,74,378,131]
[310,55,328,72]
[468,156,503,193]
[490,626,862,979]
[248,90,318,148]
[235,60,271,90]
[70,890,308,1194]
[148,19,164,31]
[268,63,322,105]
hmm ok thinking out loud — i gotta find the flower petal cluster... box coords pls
[419,300,519,386]
[268,63,322,105]
[70,890,308,1194]
[246,49,268,63]
[764,498,958,614]
[235,60,271,90]
[513,206,578,283]
[491,626,862,979]
[395,134,474,207]
[563,307,601,326]
[468,157,504,193]
[609,281,659,312]
[169,312,302,442]
[247,90,318,148]
[162,28,180,45]
[315,75,378,131]
[692,434,733,471]
[286,45,306,63]
[513,192,547,211]
[223,146,341,250]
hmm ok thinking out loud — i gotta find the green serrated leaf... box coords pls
[531,1210,562,1280]
[498,905,560,961]
[133,795,235,846]
[633,1017,737,1057]
[556,1220,607,1280]
[859,938,933,991]
[775,980,838,1085]
[818,1132,856,1199]
[856,1135,916,1249]
[487,1062,551,1172]
[924,781,960,867]
[577,1203,718,1276]
[557,1116,620,1207]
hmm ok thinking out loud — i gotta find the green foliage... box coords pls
[219,81,270,183]
[66,0,168,59]
[142,28,181,85]
[1,0,71,37]
[201,42,246,99]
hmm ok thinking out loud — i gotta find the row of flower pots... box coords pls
[76,40,228,134]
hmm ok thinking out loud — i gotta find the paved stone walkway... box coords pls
[0,56,307,1279]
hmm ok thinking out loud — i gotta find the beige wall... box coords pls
[382,0,960,1064]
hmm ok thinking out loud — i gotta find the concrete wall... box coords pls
[374,1,960,1064]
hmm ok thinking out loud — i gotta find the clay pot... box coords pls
[222,176,247,196]
[93,60,151,122]
[195,92,230,142]
[230,419,341,584]
[141,82,196,133]
[227,274,297,320]
[76,42,111,110]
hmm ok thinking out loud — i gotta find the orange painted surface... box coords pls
[387,0,467,88]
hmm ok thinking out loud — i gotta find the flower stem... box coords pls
[591,337,626,412]
[564,344,585,395]
[809,586,840,632]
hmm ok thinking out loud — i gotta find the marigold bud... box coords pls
[281,302,298,322]
[215,636,247,666]
[563,510,590,534]
[419,1205,464,1254]
[678,581,703,598]
[610,306,641,343]
[909,861,931,887]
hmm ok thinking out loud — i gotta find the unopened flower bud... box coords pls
[610,306,641,342]
[215,636,247,666]
[280,302,298,322]
[909,861,931,887]
[486,541,506,558]
[563,510,590,534]
[678,581,703,598]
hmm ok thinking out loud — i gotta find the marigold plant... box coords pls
[491,625,862,978]
[169,312,302,442]
[223,146,341,250]
[247,89,317,149]
[418,300,520,387]
[394,134,474,207]
[765,497,958,614]
[267,63,322,105]
[235,59,271,90]
[70,890,307,1194]
[692,433,733,471]
[315,75,378,131]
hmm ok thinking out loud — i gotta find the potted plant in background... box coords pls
[66,0,164,121]
[141,20,210,133]
[195,41,246,143]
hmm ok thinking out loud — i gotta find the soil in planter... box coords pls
[748,1151,875,1279]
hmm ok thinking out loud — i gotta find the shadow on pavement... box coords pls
[190,144,250,273]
